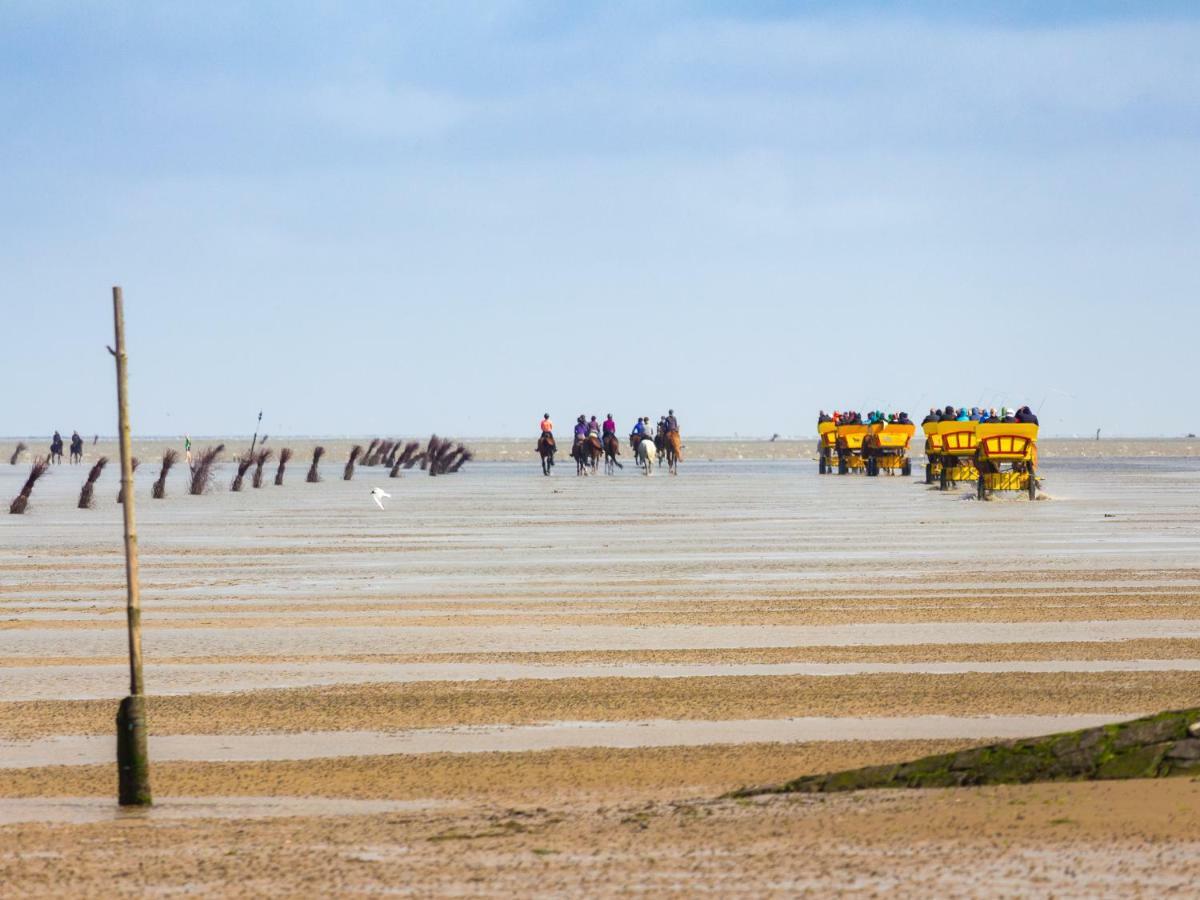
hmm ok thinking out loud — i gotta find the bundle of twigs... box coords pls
[362,439,382,467]
[189,445,224,495]
[417,436,475,476]
[9,442,27,466]
[306,446,325,483]
[117,457,139,504]
[389,441,421,477]
[9,458,48,514]
[77,456,108,509]
[447,448,474,473]
[343,445,364,481]
[230,454,255,491]
[375,440,397,467]
[429,437,466,476]
[274,448,293,486]
[423,435,445,474]
[252,448,274,488]
[152,449,178,499]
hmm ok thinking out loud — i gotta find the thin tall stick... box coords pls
[108,285,151,806]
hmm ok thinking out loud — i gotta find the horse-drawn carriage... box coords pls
[935,420,978,490]
[975,422,1039,500]
[833,424,869,475]
[862,422,915,476]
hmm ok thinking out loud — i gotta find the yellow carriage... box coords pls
[974,423,1039,500]
[922,421,944,484]
[862,422,915,476]
[834,424,869,475]
[936,420,978,490]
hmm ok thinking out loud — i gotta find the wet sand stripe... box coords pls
[2,670,1194,739]
[4,637,1200,668]
[4,619,1200,658]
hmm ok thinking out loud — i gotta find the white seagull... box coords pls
[370,487,391,510]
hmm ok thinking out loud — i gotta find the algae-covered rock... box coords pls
[728,708,1200,798]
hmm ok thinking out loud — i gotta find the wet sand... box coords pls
[3,448,1200,892]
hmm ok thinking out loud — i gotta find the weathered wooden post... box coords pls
[109,286,151,806]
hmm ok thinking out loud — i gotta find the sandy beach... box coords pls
[2,444,1199,894]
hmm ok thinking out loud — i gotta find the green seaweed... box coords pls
[728,708,1200,798]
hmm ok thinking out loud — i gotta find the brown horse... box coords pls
[537,433,556,476]
[603,433,623,474]
[664,431,681,475]
[573,434,602,476]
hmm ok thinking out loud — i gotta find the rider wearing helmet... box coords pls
[538,413,555,452]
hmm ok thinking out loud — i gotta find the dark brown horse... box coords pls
[573,434,601,476]
[537,432,556,475]
[603,432,623,474]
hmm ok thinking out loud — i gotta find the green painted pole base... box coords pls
[116,695,152,806]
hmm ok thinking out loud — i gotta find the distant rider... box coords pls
[539,414,555,450]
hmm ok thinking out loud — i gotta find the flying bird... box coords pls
[370,487,391,510]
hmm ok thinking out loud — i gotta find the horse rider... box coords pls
[538,414,555,450]
[664,410,679,434]
[50,431,63,464]
[602,414,617,440]
[573,415,588,452]
[70,431,83,462]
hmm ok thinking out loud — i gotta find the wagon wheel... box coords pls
[1028,469,1038,500]
[819,456,826,475]
[977,476,985,501]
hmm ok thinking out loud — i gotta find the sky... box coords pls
[3,1,1198,438]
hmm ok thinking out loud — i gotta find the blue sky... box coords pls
[3,2,1198,437]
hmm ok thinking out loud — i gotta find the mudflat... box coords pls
[2,447,1199,893]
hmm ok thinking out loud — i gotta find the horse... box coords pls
[69,435,84,465]
[537,433,556,476]
[603,432,623,474]
[654,430,667,468]
[49,435,64,466]
[572,434,602,476]
[635,435,656,474]
[664,431,682,475]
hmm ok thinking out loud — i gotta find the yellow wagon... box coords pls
[974,423,1039,500]
[936,420,978,490]
[863,422,915,476]
[922,421,944,484]
[834,424,869,475]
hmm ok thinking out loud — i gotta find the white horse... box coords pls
[636,437,656,475]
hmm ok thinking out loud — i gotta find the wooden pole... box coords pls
[110,285,151,806]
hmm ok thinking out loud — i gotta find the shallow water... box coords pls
[0,715,1131,767]
[1,658,1197,701]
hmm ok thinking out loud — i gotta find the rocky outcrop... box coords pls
[729,708,1200,797]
